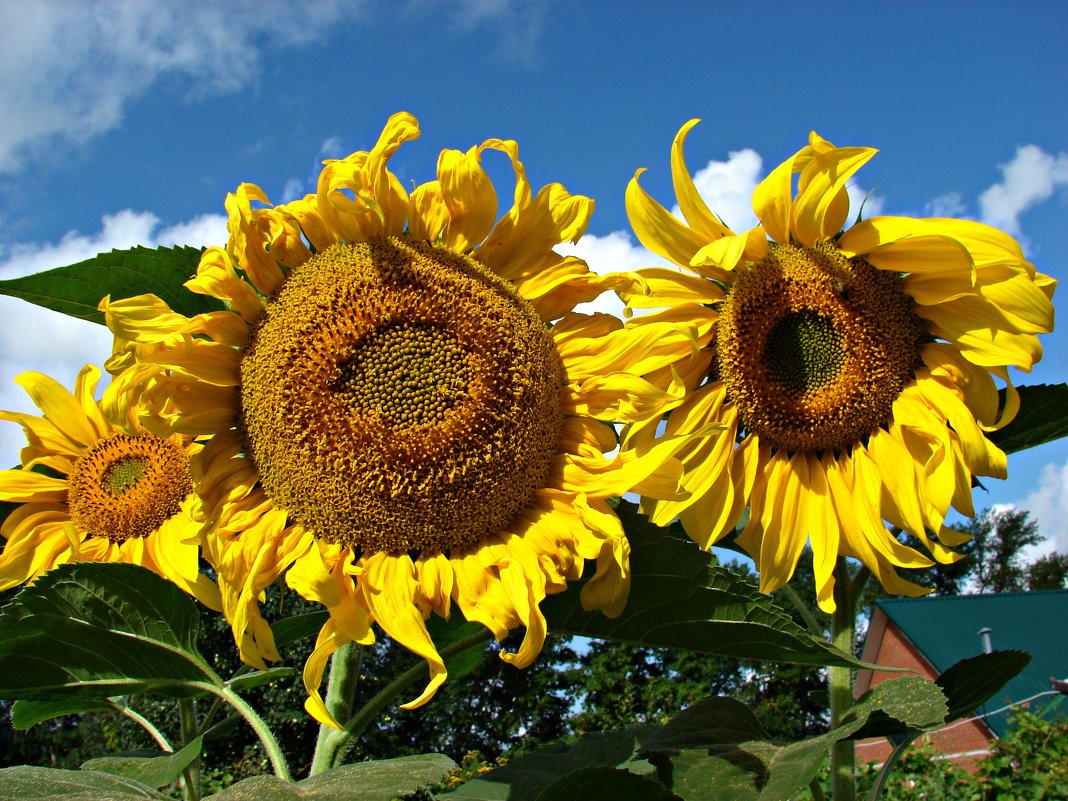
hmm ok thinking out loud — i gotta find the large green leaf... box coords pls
[543,502,865,668]
[533,767,683,801]
[988,383,1068,454]
[203,755,457,801]
[0,765,170,800]
[0,562,223,701]
[640,679,949,801]
[440,726,659,801]
[0,246,222,324]
[82,737,203,788]
[10,697,118,729]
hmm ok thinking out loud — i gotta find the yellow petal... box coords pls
[625,168,708,269]
[14,372,98,448]
[439,146,498,252]
[670,119,734,241]
[359,552,447,709]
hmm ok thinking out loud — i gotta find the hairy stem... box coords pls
[178,698,202,801]
[829,558,858,801]
[209,685,293,782]
[309,642,364,775]
[114,703,173,752]
[868,732,920,801]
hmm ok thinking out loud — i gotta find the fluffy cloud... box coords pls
[1019,457,1068,557]
[0,1,368,172]
[0,210,225,465]
[978,145,1068,236]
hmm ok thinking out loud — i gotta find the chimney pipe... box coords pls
[979,627,993,654]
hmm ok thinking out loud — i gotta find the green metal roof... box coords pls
[874,590,1067,737]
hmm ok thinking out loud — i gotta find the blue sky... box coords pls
[0,0,1065,555]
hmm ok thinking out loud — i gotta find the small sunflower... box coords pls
[622,121,1056,611]
[102,112,693,725]
[0,364,221,609]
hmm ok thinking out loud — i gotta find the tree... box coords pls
[1027,552,1068,590]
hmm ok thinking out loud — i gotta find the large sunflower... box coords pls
[0,364,221,609]
[622,122,1056,611]
[102,112,694,725]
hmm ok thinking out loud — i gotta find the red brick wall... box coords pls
[855,610,994,773]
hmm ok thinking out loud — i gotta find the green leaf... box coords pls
[81,737,203,788]
[533,767,682,801]
[937,650,1032,721]
[639,681,947,801]
[0,246,222,324]
[271,611,328,649]
[851,650,1030,740]
[543,502,865,668]
[227,667,296,693]
[988,383,1068,454]
[441,726,659,801]
[202,754,457,801]
[10,697,118,729]
[0,765,171,800]
[0,562,223,701]
[426,616,490,681]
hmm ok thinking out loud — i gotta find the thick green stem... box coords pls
[330,630,491,769]
[829,558,858,801]
[309,642,364,775]
[209,685,293,782]
[178,698,202,801]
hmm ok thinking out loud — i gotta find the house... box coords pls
[855,589,1068,772]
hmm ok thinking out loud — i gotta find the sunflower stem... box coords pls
[210,685,293,782]
[178,698,202,801]
[829,558,858,801]
[780,583,826,638]
[309,642,364,775]
[115,703,173,752]
[331,629,491,768]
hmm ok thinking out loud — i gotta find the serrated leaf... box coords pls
[0,246,222,324]
[0,562,222,701]
[533,767,682,801]
[203,755,457,801]
[10,697,118,729]
[851,650,1030,740]
[441,726,659,801]
[82,737,203,788]
[227,667,295,693]
[543,502,864,668]
[0,765,171,800]
[988,384,1068,454]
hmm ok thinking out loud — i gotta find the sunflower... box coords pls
[621,122,1057,611]
[0,364,221,609]
[102,112,694,726]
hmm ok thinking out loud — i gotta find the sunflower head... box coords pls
[623,121,1056,609]
[103,112,692,723]
[0,365,220,609]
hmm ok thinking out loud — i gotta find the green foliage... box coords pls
[545,501,866,669]
[0,562,222,701]
[0,245,221,324]
[988,384,1068,455]
[973,708,1068,801]
[81,737,203,788]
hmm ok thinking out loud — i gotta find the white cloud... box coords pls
[0,209,225,465]
[0,0,367,172]
[978,145,1068,236]
[925,191,968,218]
[1019,458,1068,557]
